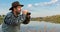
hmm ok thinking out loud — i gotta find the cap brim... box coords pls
[9,5,24,10]
[9,7,13,10]
[20,5,24,7]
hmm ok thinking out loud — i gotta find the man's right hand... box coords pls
[22,10,31,24]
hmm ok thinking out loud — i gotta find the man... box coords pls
[2,1,31,32]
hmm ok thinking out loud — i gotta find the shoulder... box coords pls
[5,12,13,18]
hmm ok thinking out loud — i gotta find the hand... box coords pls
[22,10,31,19]
[22,10,28,15]
[22,10,31,24]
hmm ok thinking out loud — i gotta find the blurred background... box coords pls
[0,0,60,32]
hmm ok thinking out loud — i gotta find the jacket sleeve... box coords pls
[4,14,19,26]
[22,14,31,24]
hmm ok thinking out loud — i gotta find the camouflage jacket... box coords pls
[2,12,30,32]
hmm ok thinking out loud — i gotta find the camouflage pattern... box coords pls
[2,12,26,32]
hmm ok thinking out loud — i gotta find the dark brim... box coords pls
[9,5,24,10]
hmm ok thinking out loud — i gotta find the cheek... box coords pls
[17,8,21,12]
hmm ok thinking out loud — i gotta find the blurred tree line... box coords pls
[0,15,5,24]
[31,15,60,23]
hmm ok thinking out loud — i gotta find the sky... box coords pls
[0,0,60,17]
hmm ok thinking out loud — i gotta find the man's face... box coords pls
[15,6,22,14]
